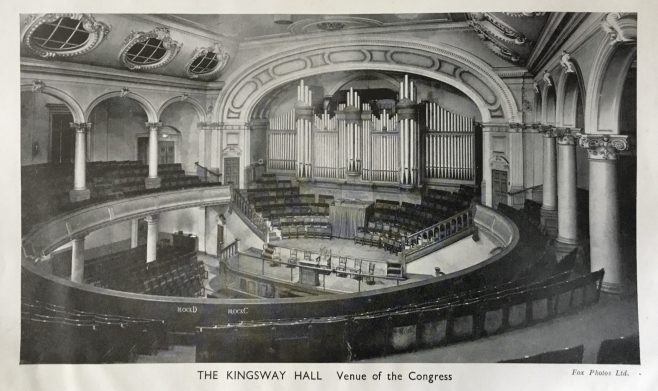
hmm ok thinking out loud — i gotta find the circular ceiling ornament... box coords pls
[288,17,384,35]
[23,13,110,58]
[119,27,182,71]
[185,43,230,80]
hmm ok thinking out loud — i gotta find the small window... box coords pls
[188,52,219,75]
[119,27,181,71]
[31,17,90,51]
[125,38,168,65]
[185,44,230,80]
[23,14,110,58]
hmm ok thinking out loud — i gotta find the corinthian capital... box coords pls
[539,125,557,137]
[556,127,578,145]
[577,134,629,160]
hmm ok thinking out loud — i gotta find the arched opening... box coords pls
[543,85,557,125]
[21,90,76,166]
[88,97,148,162]
[159,101,202,174]
[249,70,483,190]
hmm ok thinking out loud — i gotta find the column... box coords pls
[556,129,579,254]
[130,218,139,248]
[71,235,85,283]
[145,214,159,263]
[578,134,629,293]
[144,122,162,189]
[539,125,558,236]
[507,124,525,207]
[69,122,91,202]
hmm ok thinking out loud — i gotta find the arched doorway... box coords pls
[88,97,149,162]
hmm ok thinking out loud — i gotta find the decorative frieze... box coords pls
[539,125,557,138]
[577,134,629,160]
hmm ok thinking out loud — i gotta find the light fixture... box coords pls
[274,14,293,25]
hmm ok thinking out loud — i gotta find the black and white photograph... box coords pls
[2,1,656,390]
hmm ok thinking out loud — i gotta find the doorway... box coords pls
[492,169,508,208]
[50,112,75,164]
[137,138,176,165]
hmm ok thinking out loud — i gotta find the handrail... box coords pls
[230,188,270,239]
[218,240,240,263]
[195,162,222,183]
[400,208,474,257]
[508,184,542,195]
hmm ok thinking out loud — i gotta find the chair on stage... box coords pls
[365,262,376,285]
[350,259,363,280]
[336,257,348,277]
[287,249,298,268]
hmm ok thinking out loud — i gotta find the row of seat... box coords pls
[21,299,166,364]
[195,268,603,362]
[280,224,332,239]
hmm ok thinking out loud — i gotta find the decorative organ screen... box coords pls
[265,76,476,187]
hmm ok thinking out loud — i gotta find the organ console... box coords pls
[266,75,476,187]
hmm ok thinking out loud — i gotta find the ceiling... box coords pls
[20,13,552,81]
[158,14,466,40]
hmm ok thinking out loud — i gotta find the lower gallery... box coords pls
[19,12,638,364]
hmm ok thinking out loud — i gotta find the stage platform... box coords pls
[202,230,498,297]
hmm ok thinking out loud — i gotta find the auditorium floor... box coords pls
[358,293,640,363]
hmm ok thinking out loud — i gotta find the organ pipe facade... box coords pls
[266,76,476,187]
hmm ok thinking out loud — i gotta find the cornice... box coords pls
[238,22,472,50]
[494,67,530,78]
[21,57,224,92]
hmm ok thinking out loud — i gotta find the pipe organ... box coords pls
[295,80,314,179]
[267,109,296,171]
[398,75,419,188]
[424,102,475,182]
[265,76,476,187]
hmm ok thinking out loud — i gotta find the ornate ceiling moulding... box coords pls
[503,12,546,18]
[469,13,528,45]
[185,42,230,80]
[288,17,384,35]
[467,14,523,65]
[23,13,110,59]
[119,27,182,71]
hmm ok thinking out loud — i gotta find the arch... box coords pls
[20,84,85,123]
[555,62,586,128]
[157,96,207,122]
[85,90,158,123]
[325,71,401,97]
[585,39,637,133]
[214,37,520,124]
